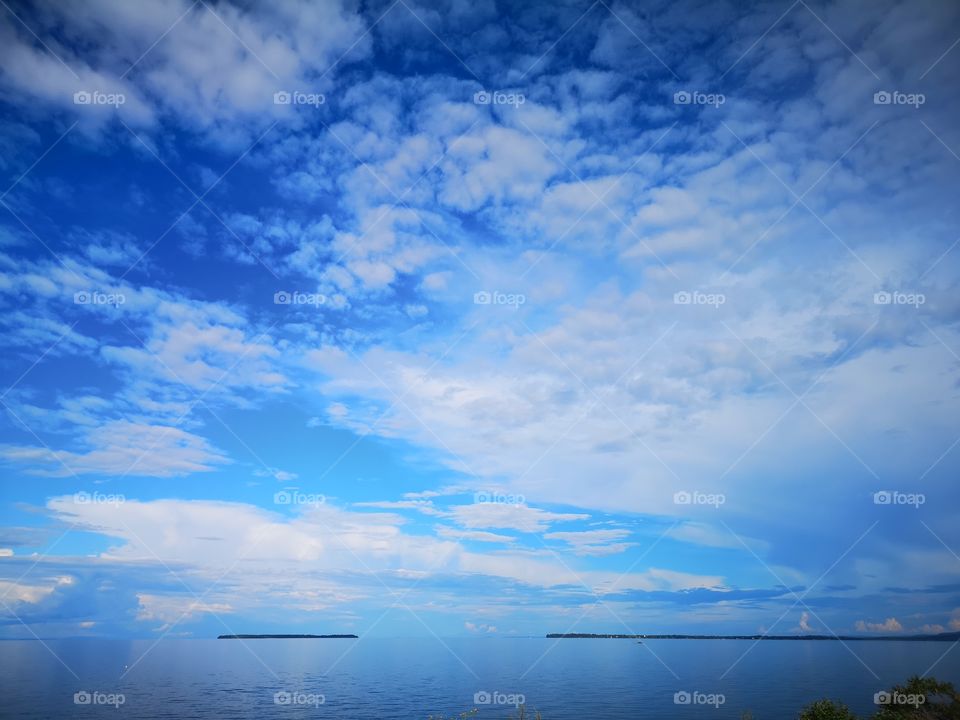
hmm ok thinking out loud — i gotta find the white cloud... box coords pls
[543,529,635,556]
[438,125,560,211]
[436,526,515,544]
[854,617,903,633]
[0,0,371,144]
[0,254,290,477]
[0,576,72,604]
[254,468,299,482]
[354,500,445,516]
[43,496,725,610]
[0,421,228,477]
[464,620,497,633]
[449,503,588,533]
[136,593,234,632]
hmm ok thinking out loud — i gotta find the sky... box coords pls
[0,0,958,647]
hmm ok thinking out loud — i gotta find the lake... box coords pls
[1,637,957,718]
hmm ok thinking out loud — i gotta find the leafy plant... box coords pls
[798,699,859,719]
[872,676,960,719]
[509,706,543,720]
[427,710,478,720]
[797,676,960,719]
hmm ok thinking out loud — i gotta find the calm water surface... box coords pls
[1,637,957,718]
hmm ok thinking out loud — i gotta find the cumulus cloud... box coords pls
[855,617,903,633]
[0,0,371,143]
[136,593,234,632]
[797,611,815,632]
[0,576,72,604]
[464,620,497,633]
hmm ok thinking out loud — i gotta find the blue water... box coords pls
[1,637,957,718]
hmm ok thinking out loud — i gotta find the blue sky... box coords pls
[0,0,958,644]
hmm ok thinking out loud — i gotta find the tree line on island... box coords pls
[217,634,358,639]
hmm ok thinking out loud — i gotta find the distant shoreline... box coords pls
[546,632,960,641]
[217,634,358,639]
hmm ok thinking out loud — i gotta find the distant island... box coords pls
[547,632,960,641]
[218,634,358,639]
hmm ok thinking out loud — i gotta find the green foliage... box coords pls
[509,706,542,720]
[798,699,860,719]
[427,710,478,720]
[872,675,960,719]
[796,676,960,720]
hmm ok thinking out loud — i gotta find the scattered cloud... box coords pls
[855,617,903,633]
